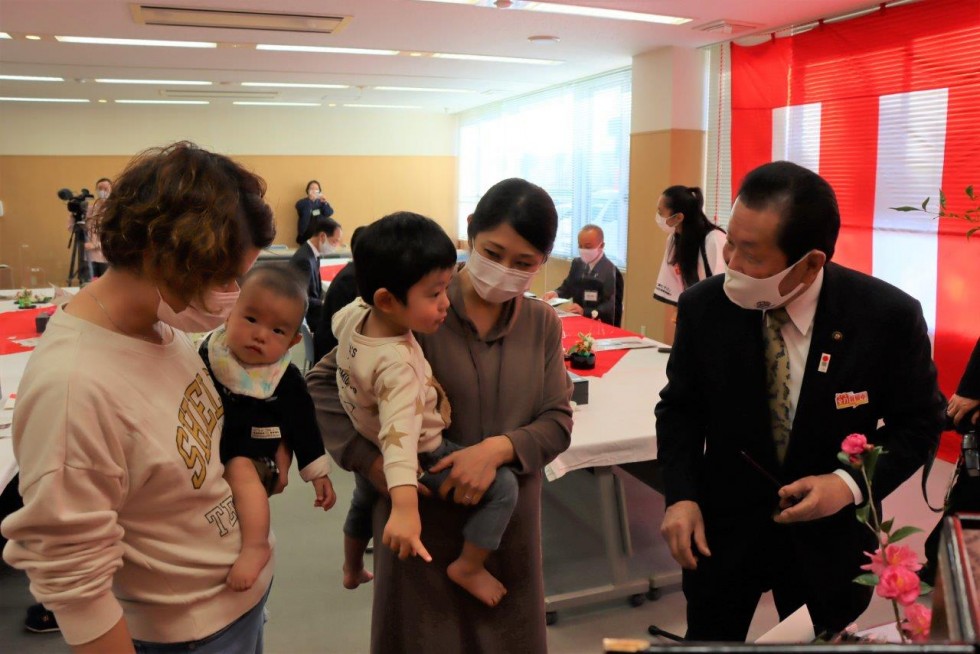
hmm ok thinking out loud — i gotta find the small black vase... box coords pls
[569,352,596,370]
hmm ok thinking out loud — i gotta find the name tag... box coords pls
[251,426,282,440]
[584,290,599,302]
[312,209,321,217]
[835,391,869,410]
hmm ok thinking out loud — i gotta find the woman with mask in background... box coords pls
[295,179,335,244]
[307,177,573,653]
[652,185,726,343]
[82,177,112,281]
[1,142,278,654]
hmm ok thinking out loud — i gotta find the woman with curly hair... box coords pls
[1,142,277,653]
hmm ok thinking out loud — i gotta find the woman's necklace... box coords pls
[83,287,162,344]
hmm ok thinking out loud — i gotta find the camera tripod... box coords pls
[67,219,91,286]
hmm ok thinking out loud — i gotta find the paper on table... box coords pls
[3,394,14,410]
[755,605,814,643]
[593,336,661,352]
[546,297,572,307]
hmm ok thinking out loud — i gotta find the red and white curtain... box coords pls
[724,0,980,399]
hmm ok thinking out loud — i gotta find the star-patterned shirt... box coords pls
[333,300,452,489]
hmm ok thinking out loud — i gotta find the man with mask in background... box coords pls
[83,177,112,280]
[290,216,343,329]
[542,224,619,325]
[656,161,945,641]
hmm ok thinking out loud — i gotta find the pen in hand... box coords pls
[738,450,800,507]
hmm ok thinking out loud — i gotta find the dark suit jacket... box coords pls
[289,243,323,327]
[656,263,945,587]
[554,255,618,325]
[314,261,358,362]
[295,197,334,244]
[958,337,980,398]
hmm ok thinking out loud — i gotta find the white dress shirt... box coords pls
[769,268,863,504]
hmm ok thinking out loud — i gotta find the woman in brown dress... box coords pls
[307,177,573,653]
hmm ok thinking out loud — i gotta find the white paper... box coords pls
[547,297,572,307]
[593,337,660,352]
[755,605,815,644]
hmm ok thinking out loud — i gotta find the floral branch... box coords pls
[891,185,980,240]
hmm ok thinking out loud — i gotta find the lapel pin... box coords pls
[832,330,843,342]
[818,353,831,373]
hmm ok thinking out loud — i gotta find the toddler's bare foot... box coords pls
[342,564,375,589]
[227,543,270,592]
[447,559,507,607]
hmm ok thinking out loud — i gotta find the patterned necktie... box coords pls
[763,307,792,463]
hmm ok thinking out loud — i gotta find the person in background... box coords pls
[656,161,944,641]
[307,177,572,653]
[295,179,334,244]
[541,224,618,325]
[652,186,727,342]
[314,225,365,361]
[290,216,342,329]
[1,142,278,653]
[84,177,112,280]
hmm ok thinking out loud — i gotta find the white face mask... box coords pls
[656,213,679,235]
[97,190,109,200]
[465,249,537,304]
[318,239,336,256]
[723,253,811,310]
[157,284,240,333]
[579,247,602,265]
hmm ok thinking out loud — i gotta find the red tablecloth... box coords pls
[320,263,347,282]
[0,306,54,354]
[561,316,639,378]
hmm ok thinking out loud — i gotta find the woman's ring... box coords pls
[463,494,473,501]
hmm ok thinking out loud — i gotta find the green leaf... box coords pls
[864,447,882,481]
[967,185,975,200]
[968,227,979,240]
[853,573,879,586]
[856,503,871,525]
[890,205,922,212]
[837,452,854,467]
[922,197,930,211]
[880,518,894,535]
[940,188,947,209]
[888,525,923,544]
[920,581,933,595]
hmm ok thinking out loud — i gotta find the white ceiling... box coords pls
[0,0,887,113]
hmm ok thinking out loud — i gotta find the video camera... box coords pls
[58,187,93,224]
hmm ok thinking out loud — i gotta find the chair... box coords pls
[614,268,625,327]
[290,321,317,373]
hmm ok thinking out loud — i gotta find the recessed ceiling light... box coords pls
[95,78,212,85]
[344,103,421,109]
[375,86,474,93]
[242,82,349,89]
[256,44,397,56]
[98,99,108,103]
[25,35,42,41]
[115,99,209,105]
[233,101,321,106]
[0,75,64,82]
[55,36,217,48]
[409,52,424,57]
[0,97,89,103]
[328,103,337,107]
[0,33,11,39]
[414,0,690,24]
[432,52,560,65]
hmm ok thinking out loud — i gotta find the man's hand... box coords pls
[773,473,853,524]
[313,476,337,511]
[660,500,710,570]
[541,290,558,301]
[948,393,980,427]
[568,303,584,316]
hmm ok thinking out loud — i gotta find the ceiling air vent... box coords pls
[161,89,279,100]
[131,5,351,35]
[694,20,760,35]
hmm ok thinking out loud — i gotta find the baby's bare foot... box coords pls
[447,559,507,607]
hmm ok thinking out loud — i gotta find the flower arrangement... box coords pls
[568,332,596,370]
[14,289,44,309]
[892,185,979,240]
[839,433,932,643]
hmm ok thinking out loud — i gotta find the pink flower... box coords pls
[877,565,922,606]
[902,603,932,642]
[841,433,871,456]
[861,545,924,576]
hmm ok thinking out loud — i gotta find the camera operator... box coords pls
[84,178,111,278]
[60,187,94,285]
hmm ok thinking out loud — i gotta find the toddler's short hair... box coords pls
[243,264,309,332]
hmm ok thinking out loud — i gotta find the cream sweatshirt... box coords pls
[332,300,451,489]
[1,309,273,646]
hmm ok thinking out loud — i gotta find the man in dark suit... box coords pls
[313,226,365,361]
[290,216,342,329]
[656,161,945,641]
[541,224,619,325]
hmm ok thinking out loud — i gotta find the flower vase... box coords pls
[570,352,595,370]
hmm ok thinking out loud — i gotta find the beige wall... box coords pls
[0,154,455,288]
[622,129,704,341]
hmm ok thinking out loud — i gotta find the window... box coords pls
[457,68,632,267]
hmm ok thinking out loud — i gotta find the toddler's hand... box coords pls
[313,476,336,511]
[382,507,432,562]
